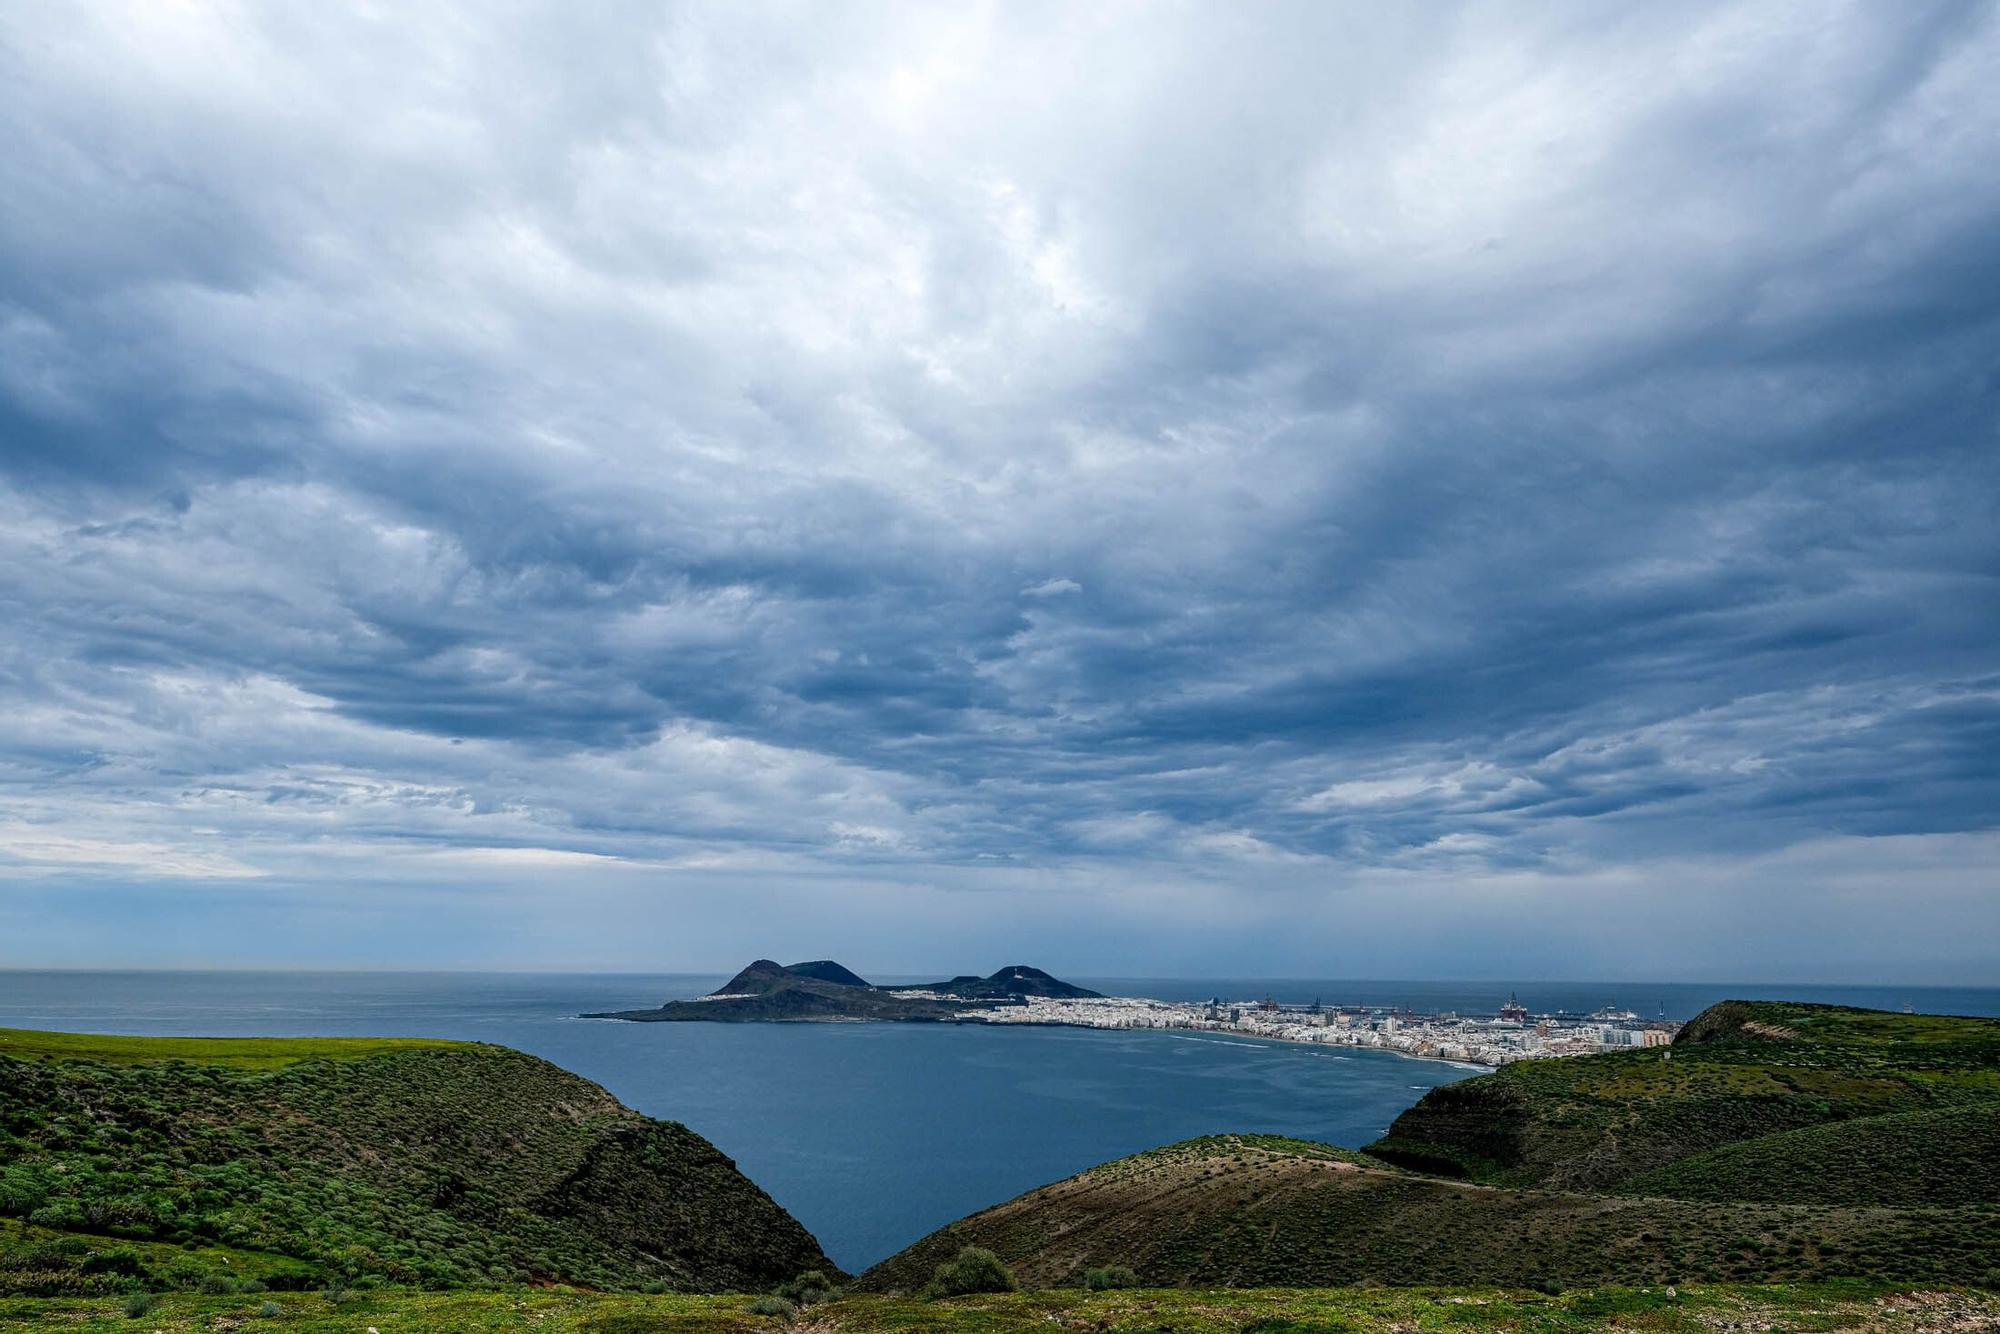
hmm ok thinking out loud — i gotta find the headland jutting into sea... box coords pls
[588,959,1680,1068]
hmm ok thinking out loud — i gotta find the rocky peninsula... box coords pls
[583,959,1102,1023]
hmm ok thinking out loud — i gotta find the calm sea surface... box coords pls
[2,971,1995,1271]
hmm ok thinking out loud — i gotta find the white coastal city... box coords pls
[951,991,1678,1069]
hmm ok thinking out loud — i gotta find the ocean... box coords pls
[2,970,1995,1272]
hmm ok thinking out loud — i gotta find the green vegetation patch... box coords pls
[1677,1000,2000,1048]
[1081,1135,1375,1183]
[1367,1000,2000,1195]
[0,1029,832,1295]
[0,1216,317,1298]
[859,1134,2000,1292]
[1,1282,1994,1334]
[0,1027,467,1070]
[1619,1103,2000,1205]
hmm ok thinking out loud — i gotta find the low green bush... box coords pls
[926,1246,1018,1298]
[775,1269,838,1305]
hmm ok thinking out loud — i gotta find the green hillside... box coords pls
[1674,999,2000,1048]
[0,1030,831,1296]
[1619,1103,2000,1205]
[863,1002,2000,1291]
[0,1028,462,1069]
[856,1134,2000,1292]
[1368,1000,2000,1191]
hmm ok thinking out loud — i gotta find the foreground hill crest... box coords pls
[0,1027,833,1295]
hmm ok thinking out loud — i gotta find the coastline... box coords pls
[581,1003,1500,1072]
[958,1014,1498,1073]
[938,990,1676,1066]
[578,968,1676,1068]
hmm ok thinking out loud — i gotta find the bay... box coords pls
[2,970,1995,1271]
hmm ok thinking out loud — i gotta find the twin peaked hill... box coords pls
[585,959,1100,1024]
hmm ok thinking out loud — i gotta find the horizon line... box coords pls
[0,963,1993,991]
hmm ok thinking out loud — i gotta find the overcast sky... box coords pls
[1,2,1995,981]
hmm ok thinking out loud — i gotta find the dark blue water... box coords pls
[2,971,1994,1271]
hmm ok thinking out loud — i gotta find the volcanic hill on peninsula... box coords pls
[584,959,1100,1023]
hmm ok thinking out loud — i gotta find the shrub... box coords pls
[122,1293,157,1318]
[324,1281,356,1305]
[28,1201,87,1231]
[164,1260,207,1288]
[775,1270,839,1305]
[258,1300,283,1319]
[4,1267,91,1298]
[80,1249,147,1277]
[747,1295,797,1318]
[926,1246,1018,1298]
[1084,1266,1139,1291]
[198,1273,237,1294]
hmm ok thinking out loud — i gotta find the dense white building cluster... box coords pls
[961,994,1676,1068]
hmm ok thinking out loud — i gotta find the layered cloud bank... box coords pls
[1,3,1995,975]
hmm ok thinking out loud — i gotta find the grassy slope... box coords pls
[1368,1001,2000,1193]
[0,1030,832,1296]
[0,1028,462,1069]
[863,1004,2000,1292]
[1621,1103,2000,1205]
[0,1217,320,1296]
[855,1135,2000,1292]
[1675,999,1999,1047]
[3,1281,1996,1333]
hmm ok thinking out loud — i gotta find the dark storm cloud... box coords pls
[0,1,1995,972]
